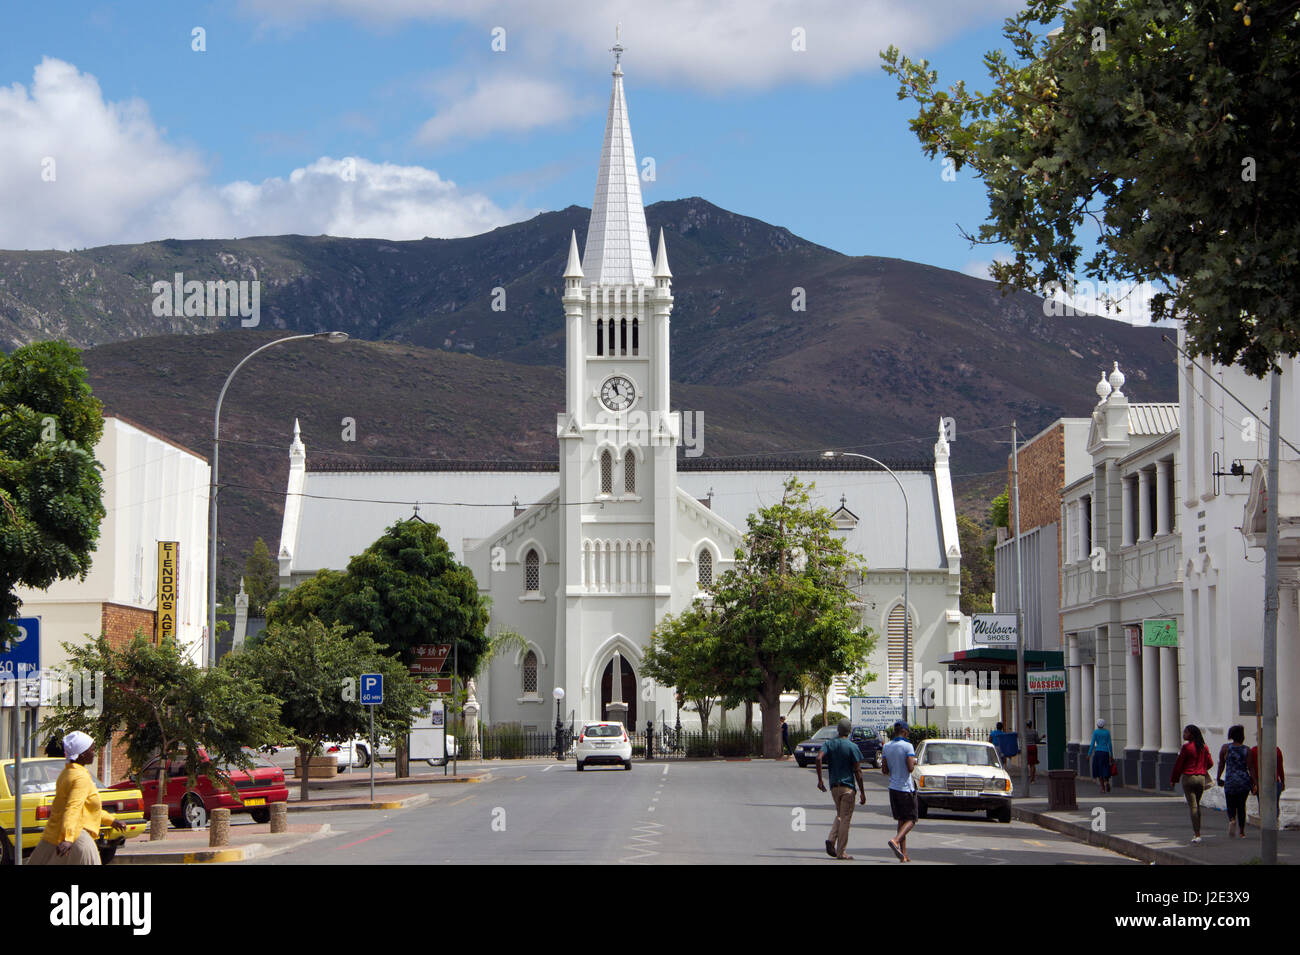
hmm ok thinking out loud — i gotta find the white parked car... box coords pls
[575,721,632,771]
[910,738,1014,823]
[323,735,459,771]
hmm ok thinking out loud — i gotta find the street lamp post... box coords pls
[207,332,348,667]
[553,687,566,760]
[823,451,911,722]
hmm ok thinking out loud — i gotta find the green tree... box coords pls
[243,537,279,617]
[0,342,106,646]
[224,618,426,801]
[989,490,1010,529]
[707,478,874,758]
[41,632,282,833]
[958,514,996,615]
[270,520,490,675]
[880,0,1299,375]
[643,606,723,732]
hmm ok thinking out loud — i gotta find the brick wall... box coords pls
[1008,424,1066,534]
[98,603,156,784]
[1008,424,1068,647]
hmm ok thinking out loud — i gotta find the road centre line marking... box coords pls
[541,764,555,772]
[445,794,477,807]
[662,765,669,776]
[337,828,392,850]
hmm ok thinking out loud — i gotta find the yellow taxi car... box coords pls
[1,757,147,864]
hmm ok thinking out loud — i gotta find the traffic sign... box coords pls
[0,617,40,680]
[360,673,384,705]
[424,678,453,694]
[409,643,453,674]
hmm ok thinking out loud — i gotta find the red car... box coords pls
[112,748,289,828]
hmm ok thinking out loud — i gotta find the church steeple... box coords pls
[582,43,653,287]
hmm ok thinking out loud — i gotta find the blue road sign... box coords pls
[1,618,40,680]
[361,673,384,706]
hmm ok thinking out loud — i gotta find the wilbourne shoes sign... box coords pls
[971,613,1018,646]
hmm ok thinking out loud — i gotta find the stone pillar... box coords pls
[1124,630,1143,785]
[1278,576,1300,781]
[1121,476,1134,547]
[209,808,231,847]
[232,578,249,654]
[1067,634,1083,773]
[149,804,168,841]
[1141,642,1160,788]
[269,802,288,833]
[1137,467,1152,543]
[463,679,481,759]
[1158,645,1181,790]
[1079,663,1094,777]
[1155,458,1172,537]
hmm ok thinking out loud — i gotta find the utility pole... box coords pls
[1261,370,1281,864]
[1011,422,1029,799]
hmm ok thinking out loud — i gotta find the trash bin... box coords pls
[1048,769,1077,810]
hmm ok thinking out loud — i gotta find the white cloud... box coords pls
[238,0,1023,92]
[0,58,524,250]
[417,74,588,147]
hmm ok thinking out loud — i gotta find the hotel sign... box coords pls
[157,542,179,644]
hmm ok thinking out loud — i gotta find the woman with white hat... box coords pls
[28,731,125,865]
[1085,718,1114,794]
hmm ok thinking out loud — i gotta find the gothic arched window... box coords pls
[600,451,613,494]
[620,318,628,355]
[697,549,713,588]
[632,318,639,355]
[596,319,604,356]
[624,450,636,494]
[522,650,538,696]
[524,549,540,593]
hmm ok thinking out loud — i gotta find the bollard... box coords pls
[148,804,168,841]
[209,808,231,847]
[269,801,288,833]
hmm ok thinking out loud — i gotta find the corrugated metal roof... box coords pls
[1128,403,1179,436]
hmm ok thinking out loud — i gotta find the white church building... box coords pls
[276,52,979,732]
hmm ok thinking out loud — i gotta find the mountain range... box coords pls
[2,197,1178,594]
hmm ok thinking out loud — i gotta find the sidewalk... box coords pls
[1013,780,1300,865]
[112,822,336,864]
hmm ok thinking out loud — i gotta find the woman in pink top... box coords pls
[1169,724,1214,844]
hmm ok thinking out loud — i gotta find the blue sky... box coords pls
[0,0,1067,288]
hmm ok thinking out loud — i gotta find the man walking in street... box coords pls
[882,721,918,862]
[781,716,792,757]
[816,718,866,860]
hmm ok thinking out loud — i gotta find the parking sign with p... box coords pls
[361,673,383,706]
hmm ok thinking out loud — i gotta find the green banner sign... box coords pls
[1142,618,1178,647]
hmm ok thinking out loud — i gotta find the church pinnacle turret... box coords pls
[582,41,654,287]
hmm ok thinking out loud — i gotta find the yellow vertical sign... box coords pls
[157,541,179,644]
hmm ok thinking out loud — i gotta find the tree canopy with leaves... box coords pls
[42,633,282,821]
[269,519,490,674]
[243,537,279,617]
[1,341,106,647]
[708,478,873,757]
[881,0,1299,375]
[643,605,726,731]
[224,618,426,800]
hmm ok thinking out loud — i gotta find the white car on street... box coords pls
[575,721,632,771]
[910,738,1014,823]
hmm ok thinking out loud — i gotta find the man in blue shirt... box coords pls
[881,721,919,862]
[816,718,866,860]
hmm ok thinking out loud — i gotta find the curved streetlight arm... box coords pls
[208,333,346,666]
[825,451,912,723]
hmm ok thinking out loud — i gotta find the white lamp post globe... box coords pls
[553,687,565,702]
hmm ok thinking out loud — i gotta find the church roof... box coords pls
[308,454,935,474]
[1127,403,1179,436]
[581,58,654,287]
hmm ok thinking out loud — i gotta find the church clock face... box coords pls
[599,375,637,412]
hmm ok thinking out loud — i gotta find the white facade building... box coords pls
[1061,365,1183,789]
[277,56,976,732]
[1180,330,1299,824]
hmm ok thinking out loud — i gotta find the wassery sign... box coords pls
[1025,670,1068,694]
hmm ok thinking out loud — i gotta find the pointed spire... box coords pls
[290,418,305,458]
[582,48,654,286]
[653,227,672,279]
[564,230,584,279]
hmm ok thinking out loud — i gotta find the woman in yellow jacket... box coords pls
[29,731,125,865]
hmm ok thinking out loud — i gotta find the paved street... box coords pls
[246,760,1134,865]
